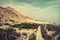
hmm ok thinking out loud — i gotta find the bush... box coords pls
[0,28,20,40]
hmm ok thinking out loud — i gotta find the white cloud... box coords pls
[15,3,59,24]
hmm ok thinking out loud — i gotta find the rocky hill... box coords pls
[0,6,49,26]
[0,6,35,25]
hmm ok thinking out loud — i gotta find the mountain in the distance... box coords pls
[0,6,49,25]
[0,6,34,25]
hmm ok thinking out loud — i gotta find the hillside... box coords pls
[0,6,49,26]
[0,6,34,25]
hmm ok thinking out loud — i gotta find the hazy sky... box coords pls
[0,0,60,24]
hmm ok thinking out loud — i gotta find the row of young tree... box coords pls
[11,23,39,29]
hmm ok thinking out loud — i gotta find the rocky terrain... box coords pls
[0,6,60,40]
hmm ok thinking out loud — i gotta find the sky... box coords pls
[0,0,60,24]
